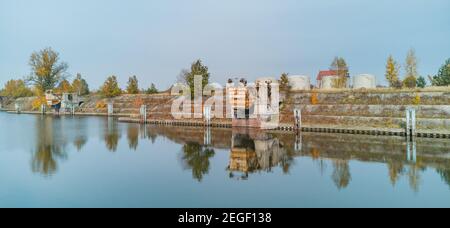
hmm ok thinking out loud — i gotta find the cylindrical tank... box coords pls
[353,74,376,89]
[321,76,336,89]
[288,75,310,91]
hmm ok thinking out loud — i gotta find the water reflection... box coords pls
[28,115,450,192]
[127,124,139,150]
[180,142,215,182]
[438,168,450,187]
[228,129,295,179]
[32,116,68,176]
[331,160,351,190]
[103,117,121,152]
[73,118,88,151]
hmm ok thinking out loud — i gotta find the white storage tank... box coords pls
[288,75,310,91]
[353,74,376,89]
[321,76,338,89]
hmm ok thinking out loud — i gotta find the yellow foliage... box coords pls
[311,148,320,160]
[311,92,319,105]
[101,76,122,98]
[1,79,34,98]
[32,96,48,111]
[413,93,421,105]
[95,101,107,109]
[55,79,73,93]
[385,55,400,87]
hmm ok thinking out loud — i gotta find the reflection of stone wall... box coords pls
[275,132,450,169]
[147,125,232,149]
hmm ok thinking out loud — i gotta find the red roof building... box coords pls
[316,70,339,88]
[316,70,338,81]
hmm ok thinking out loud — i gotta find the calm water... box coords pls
[0,112,449,208]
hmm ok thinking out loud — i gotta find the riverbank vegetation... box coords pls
[1,47,449,102]
[0,79,33,98]
[100,76,122,98]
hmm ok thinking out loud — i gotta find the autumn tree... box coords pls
[27,48,68,92]
[403,48,418,88]
[145,83,159,94]
[279,73,291,91]
[332,160,352,190]
[0,79,34,98]
[55,79,73,93]
[431,58,450,86]
[330,57,349,88]
[100,76,122,98]
[385,55,401,87]
[179,59,210,97]
[72,73,90,95]
[126,75,139,94]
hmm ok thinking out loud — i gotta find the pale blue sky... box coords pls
[1,0,449,89]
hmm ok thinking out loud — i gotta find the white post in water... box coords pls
[406,140,417,163]
[406,107,416,138]
[41,104,46,115]
[140,105,147,123]
[295,133,302,152]
[204,126,211,146]
[294,108,302,131]
[15,103,21,113]
[204,106,211,126]
[411,109,416,136]
[107,103,113,116]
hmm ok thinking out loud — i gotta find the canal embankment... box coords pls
[1,89,449,138]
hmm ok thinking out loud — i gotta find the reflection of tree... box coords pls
[181,142,215,182]
[407,164,426,192]
[73,118,88,151]
[279,143,295,174]
[146,126,158,144]
[73,136,87,151]
[332,160,351,190]
[387,161,405,186]
[437,168,450,188]
[31,116,67,176]
[127,124,139,150]
[149,134,157,144]
[103,118,121,152]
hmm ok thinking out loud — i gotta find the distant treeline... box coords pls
[1,47,449,99]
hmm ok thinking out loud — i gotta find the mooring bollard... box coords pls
[294,108,302,131]
[405,107,416,139]
[107,103,113,116]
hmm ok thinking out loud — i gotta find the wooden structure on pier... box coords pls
[45,90,84,113]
